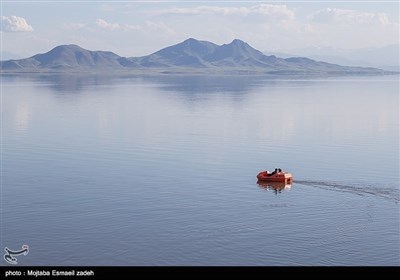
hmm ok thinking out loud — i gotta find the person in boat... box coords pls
[268,168,279,176]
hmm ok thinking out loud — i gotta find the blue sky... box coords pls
[1,1,399,57]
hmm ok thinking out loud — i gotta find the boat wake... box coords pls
[295,180,399,203]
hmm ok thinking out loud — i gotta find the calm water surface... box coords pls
[2,74,399,265]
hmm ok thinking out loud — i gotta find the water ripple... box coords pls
[295,180,399,203]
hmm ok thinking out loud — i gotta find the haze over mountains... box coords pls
[264,44,400,72]
[1,38,386,74]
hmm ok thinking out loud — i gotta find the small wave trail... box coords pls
[295,180,399,203]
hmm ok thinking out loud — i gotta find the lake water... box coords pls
[2,74,399,266]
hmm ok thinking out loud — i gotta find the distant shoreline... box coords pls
[1,69,397,76]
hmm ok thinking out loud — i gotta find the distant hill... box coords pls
[0,44,136,71]
[130,38,218,68]
[265,44,400,72]
[1,39,386,74]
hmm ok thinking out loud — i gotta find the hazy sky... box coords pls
[1,0,399,57]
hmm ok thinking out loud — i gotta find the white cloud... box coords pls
[303,8,399,50]
[159,4,295,20]
[252,4,295,20]
[1,15,33,32]
[145,21,176,36]
[96,19,120,30]
[64,19,140,32]
[311,8,391,25]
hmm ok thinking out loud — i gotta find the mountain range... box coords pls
[0,38,385,74]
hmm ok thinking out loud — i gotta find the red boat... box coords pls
[256,168,293,184]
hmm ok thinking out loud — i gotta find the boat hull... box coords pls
[256,171,293,184]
